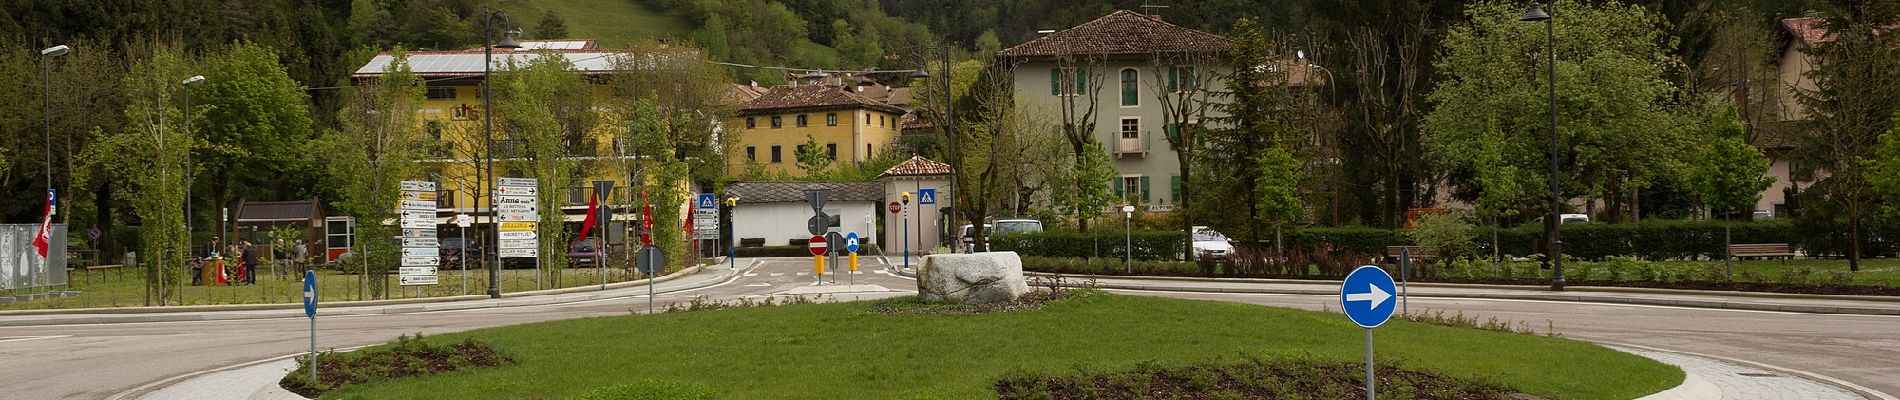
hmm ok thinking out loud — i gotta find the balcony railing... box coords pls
[1112,132,1151,159]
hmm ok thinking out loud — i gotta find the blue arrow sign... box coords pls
[845,232,860,253]
[697,193,717,210]
[918,188,936,205]
[303,270,318,318]
[1340,265,1397,328]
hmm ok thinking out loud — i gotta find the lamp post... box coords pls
[482,8,520,299]
[182,75,205,265]
[911,44,954,252]
[39,44,68,299]
[726,196,739,270]
[1122,205,1135,274]
[1520,3,1564,291]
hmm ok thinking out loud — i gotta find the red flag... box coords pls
[577,195,599,241]
[30,190,54,258]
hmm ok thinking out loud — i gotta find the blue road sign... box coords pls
[303,270,318,318]
[697,193,717,210]
[845,232,860,253]
[1340,265,1397,328]
[918,188,937,205]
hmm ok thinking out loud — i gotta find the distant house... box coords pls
[1753,16,1831,218]
[996,10,1232,212]
[727,181,883,246]
[728,85,908,176]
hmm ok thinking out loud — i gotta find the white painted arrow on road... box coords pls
[1345,284,1392,309]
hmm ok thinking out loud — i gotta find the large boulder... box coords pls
[917,252,1030,304]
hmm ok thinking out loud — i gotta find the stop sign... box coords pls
[888,201,902,214]
[808,235,828,256]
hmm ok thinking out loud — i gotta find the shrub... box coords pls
[1286,226,1404,256]
[280,334,510,398]
[1019,256,1201,276]
[1405,212,1479,261]
[989,230,1187,261]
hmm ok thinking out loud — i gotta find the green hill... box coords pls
[490,0,696,47]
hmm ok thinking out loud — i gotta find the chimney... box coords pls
[1036,29,1057,37]
[1804,10,1819,18]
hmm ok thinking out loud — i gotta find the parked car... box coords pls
[1191,227,1235,261]
[569,238,605,267]
[438,238,475,268]
[959,219,1044,252]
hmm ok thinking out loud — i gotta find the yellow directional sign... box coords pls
[499,221,537,232]
[400,191,438,201]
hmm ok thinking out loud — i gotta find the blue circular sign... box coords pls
[1339,265,1397,328]
[845,232,861,253]
[303,270,318,318]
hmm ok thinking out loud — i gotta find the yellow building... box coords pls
[730,84,908,176]
[350,39,655,239]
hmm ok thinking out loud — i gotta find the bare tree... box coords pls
[1053,52,1109,231]
[1346,21,1429,228]
[1145,49,1224,259]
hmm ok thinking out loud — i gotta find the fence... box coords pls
[1,224,68,291]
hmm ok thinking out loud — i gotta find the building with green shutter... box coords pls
[995,10,1232,213]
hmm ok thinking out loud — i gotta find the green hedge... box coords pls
[1487,220,1795,261]
[1019,256,1202,276]
[988,230,1188,261]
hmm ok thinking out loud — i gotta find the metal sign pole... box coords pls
[461,225,468,296]
[310,314,317,385]
[1400,248,1410,316]
[1365,328,1375,400]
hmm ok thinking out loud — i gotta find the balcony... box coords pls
[1112,132,1151,159]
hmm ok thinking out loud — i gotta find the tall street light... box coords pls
[483,9,521,298]
[911,44,953,252]
[1520,3,1564,291]
[40,45,68,214]
[183,75,205,261]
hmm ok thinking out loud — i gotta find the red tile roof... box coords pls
[879,156,952,178]
[739,84,907,116]
[996,10,1230,58]
[1783,17,1833,47]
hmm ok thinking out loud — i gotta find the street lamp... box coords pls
[38,44,68,299]
[1520,3,1563,291]
[482,9,522,298]
[182,75,205,264]
[726,196,739,270]
[911,44,954,252]
[1123,205,1135,274]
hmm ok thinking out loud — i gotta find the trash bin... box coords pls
[202,257,226,286]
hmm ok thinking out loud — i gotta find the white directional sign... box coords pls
[496,186,537,197]
[402,238,439,248]
[498,238,537,249]
[401,200,435,210]
[402,229,438,238]
[402,210,434,220]
[400,218,434,229]
[400,181,438,192]
[399,267,437,276]
[402,247,440,258]
[498,177,538,187]
[401,256,440,267]
[497,196,534,205]
[498,248,538,258]
[399,181,440,286]
[498,212,538,222]
[399,275,438,285]
[693,209,719,240]
[499,231,537,240]
[496,177,540,260]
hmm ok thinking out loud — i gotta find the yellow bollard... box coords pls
[814,255,825,276]
[849,252,859,272]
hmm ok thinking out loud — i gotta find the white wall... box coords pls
[733,201,878,246]
[882,176,952,255]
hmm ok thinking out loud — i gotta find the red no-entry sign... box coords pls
[808,235,828,256]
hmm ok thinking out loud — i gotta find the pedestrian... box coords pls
[273,238,288,279]
[241,240,259,285]
[190,257,203,286]
[293,238,309,275]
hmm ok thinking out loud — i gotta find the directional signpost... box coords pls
[398,181,438,293]
[497,178,538,290]
[845,232,860,285]
[303,270,318,385]
[1340,265,1397,400]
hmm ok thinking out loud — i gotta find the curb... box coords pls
[0,263,717,327]
[1026,272,1900,303]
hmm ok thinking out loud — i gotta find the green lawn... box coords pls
[493,0,696,47]
[317,294,1680,400]
[0,265,659,310]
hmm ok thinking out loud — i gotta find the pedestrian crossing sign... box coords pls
[697,193,716,209]
[919,188,937,205]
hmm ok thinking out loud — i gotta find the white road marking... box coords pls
[770,273,784,277]
[0,335,72,344]
[743,273,758,277]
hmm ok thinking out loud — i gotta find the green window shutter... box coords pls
[1168,66,1178,92]
[1112,177,1124,197]
[1140,176,1152,203]
[1165,124,1178,143]
[1076,70,1088,95]
[1182,67,1195,92]
[1171,175,1181,203]
[1051,68,1061,95]
[1194,126,1205,147]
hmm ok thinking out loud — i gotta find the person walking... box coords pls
[240,240,259,285]
[293,238,309,276]
[273,238,288,279]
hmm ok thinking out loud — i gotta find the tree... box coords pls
[1793,1,1900,272]
[795,133,833,174]
[627,98,689,267]
[1425,0,1689,228]
[535,10,570,39]
[1471,127,1524,269]
[1687,105,1774,279]
[320,48,427,300]
[87,48,193,306]
[1871,110,1900,221]
[1330,4,1441,228]
[1254,147,1304,268]
[1046,51,1110,231]
[494,50,596,287]
[193,42,319,242]
[1202,18,1304,267]
[1145,32,1227,261]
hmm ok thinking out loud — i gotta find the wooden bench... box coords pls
[1728,243,1795,261]
[1385,246,1437,264]
[739,238,765,248]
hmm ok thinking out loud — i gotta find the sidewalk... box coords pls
[1,259,759,327]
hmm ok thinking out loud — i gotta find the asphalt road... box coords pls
[2,257,1895,399]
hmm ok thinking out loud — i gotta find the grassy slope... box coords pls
[320,294,1680,400]
[491,0,696,47]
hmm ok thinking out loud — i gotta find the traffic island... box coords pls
[293,293,1679,399]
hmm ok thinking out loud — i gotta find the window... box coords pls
[425,87,455,100]
[1120,68,1139,106]
[797,114,809,127]
[826,113,838,126]
[746,117,756,129]
[1117,176,1148,203]
[879,115,885,127]
[770,145,783,163]
[1171,175,1181,203]
[1050,68,1062,95]
[826,143,837,160]
[1051,68,1088,96]
[865,112,871,124]
[771,116,783,128]
[1121,118,1140,139]
[797,144,807,158]
[1169,66,1196,92]
[866,144,873,157]
[746,146,757,162]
